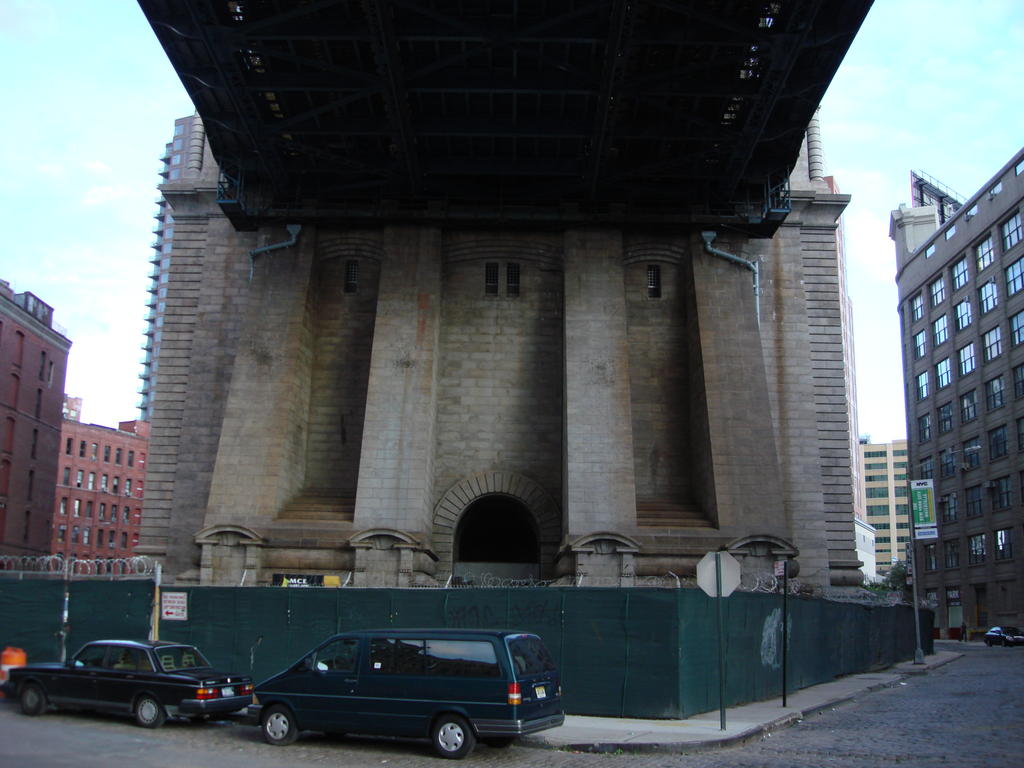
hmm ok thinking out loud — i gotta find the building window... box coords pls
[968,533,986,565]
[932,315,948,347]
[74,470,83,488]
[97,529,104,546]
[1015,364,1024,399]
[124,479,132,496]
[112,476,120,495]
[1011,311,1024,346]
[911,293,924,322]
[646,264,662,299]
[965,485,983,517]
[79,440,86,458]
[915,371,929,400]
[930,276,946,306]
[924,543,937,571]
[992,476,1012,510]
[952,257,969,289]
[59,497,67,516]
[344,260,359,293]
[989,425,1008,459]
[1018,417,1024,451]
[937,402,953,433]
[99,503,106,521]
[939,449,955,478]
[975,236,995,272]
[944,541,960,569]
[484,262,499,295]
[917,413,932,442]
[100,474,108,492]
[985,376,1005,411]
[983,326,1003,361]
[506,262,521,297]
[940,492,958,522]
[866,487,889,498]
[958,343,976,376]
[995,528,1013,560]
[90,443,98,460]
[963,437,982,469]
[65,437,72,455]
[103,445,110,462]
[85,501,93,518]
[121,532,128,549]
[979,281,998,314]
[1001,211,1022,251]
[913,330,926,358]
[127,451,135,467]
[115,447,123,465]
[919,456,934,480]
[57,524,66,543]
[1007,257,1024,296]
[935,358,951,389]
[955,299,972,331]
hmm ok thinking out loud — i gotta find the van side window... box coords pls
[314,638,359,672]
[425,640,499,678]
[370,638,425,674]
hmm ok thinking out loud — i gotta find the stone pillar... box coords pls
[203,226,316,528]
[352,226,442,581]
[560,229,638,573]
[689,232,786,536]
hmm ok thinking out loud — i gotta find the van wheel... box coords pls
[262,704,298,746]
[431,714,476,759]
[19,683,47,716]
[134,694,166,728]
[483,737,514,749]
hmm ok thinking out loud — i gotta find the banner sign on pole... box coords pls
[910,479,936,528]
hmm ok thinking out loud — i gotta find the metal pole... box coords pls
[782,561,788,707]
[908,478,926,664]
[716,552,726,731]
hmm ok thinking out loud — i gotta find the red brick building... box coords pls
[51,416,149,560]
[0,280,70,557]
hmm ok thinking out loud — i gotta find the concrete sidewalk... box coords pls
[522,644,963,754]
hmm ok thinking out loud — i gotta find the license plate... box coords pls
[534,685,546,699]
[222,686,234,697]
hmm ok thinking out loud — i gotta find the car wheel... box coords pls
[482,736,515,749]
[985,638,993,647]
[262,704,298,746]
[19,682,47,716]
[431,714,476,759]
[134,694,167,728]
[1004,638,1012,647]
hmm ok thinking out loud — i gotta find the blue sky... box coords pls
[2,1,1023,441]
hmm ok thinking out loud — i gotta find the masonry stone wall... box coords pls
[431,233,564,572]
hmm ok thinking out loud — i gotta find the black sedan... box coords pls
[0,639,253,727]
[983,626,1024,647]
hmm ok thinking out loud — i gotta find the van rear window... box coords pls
[507,635,556,676]
[369,637,500,677]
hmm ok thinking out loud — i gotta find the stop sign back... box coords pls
[696,551,741,597]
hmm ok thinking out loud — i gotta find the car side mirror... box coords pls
[73,660,84,667]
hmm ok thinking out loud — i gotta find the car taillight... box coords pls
[507,682,521,705]
[240,683,254,695]
[195,687,219,700]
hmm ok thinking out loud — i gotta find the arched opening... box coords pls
[453,495,539,583]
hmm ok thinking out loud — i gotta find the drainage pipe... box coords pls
[700,231,760,325]
[249,224,302,279]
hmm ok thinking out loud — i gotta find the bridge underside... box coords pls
[140,0,870,233]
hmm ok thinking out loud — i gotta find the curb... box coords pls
[523,651,965,755]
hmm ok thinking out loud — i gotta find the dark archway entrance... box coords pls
[453,495,539,583]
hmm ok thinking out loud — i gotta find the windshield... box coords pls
[506,635,557,676]
[154,645,211,672]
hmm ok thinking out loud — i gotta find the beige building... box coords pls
[858,439,910,575]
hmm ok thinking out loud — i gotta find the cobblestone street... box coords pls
[2,642,1021,767]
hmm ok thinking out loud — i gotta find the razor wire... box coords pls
[0,554,159,580]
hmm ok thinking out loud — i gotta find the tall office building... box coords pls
[0,280,71,556]
[139,114,205,422]
[857,438,909,576]
[892,149,1024,634]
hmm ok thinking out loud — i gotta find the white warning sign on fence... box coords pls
[161,591,188,621]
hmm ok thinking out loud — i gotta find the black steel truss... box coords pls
[139,0,871,232]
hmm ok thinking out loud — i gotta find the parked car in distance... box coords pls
[249,628,564,759]
[0,639,253,727]
[983,626,1024,646]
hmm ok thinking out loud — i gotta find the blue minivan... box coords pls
[248,628,563,758]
